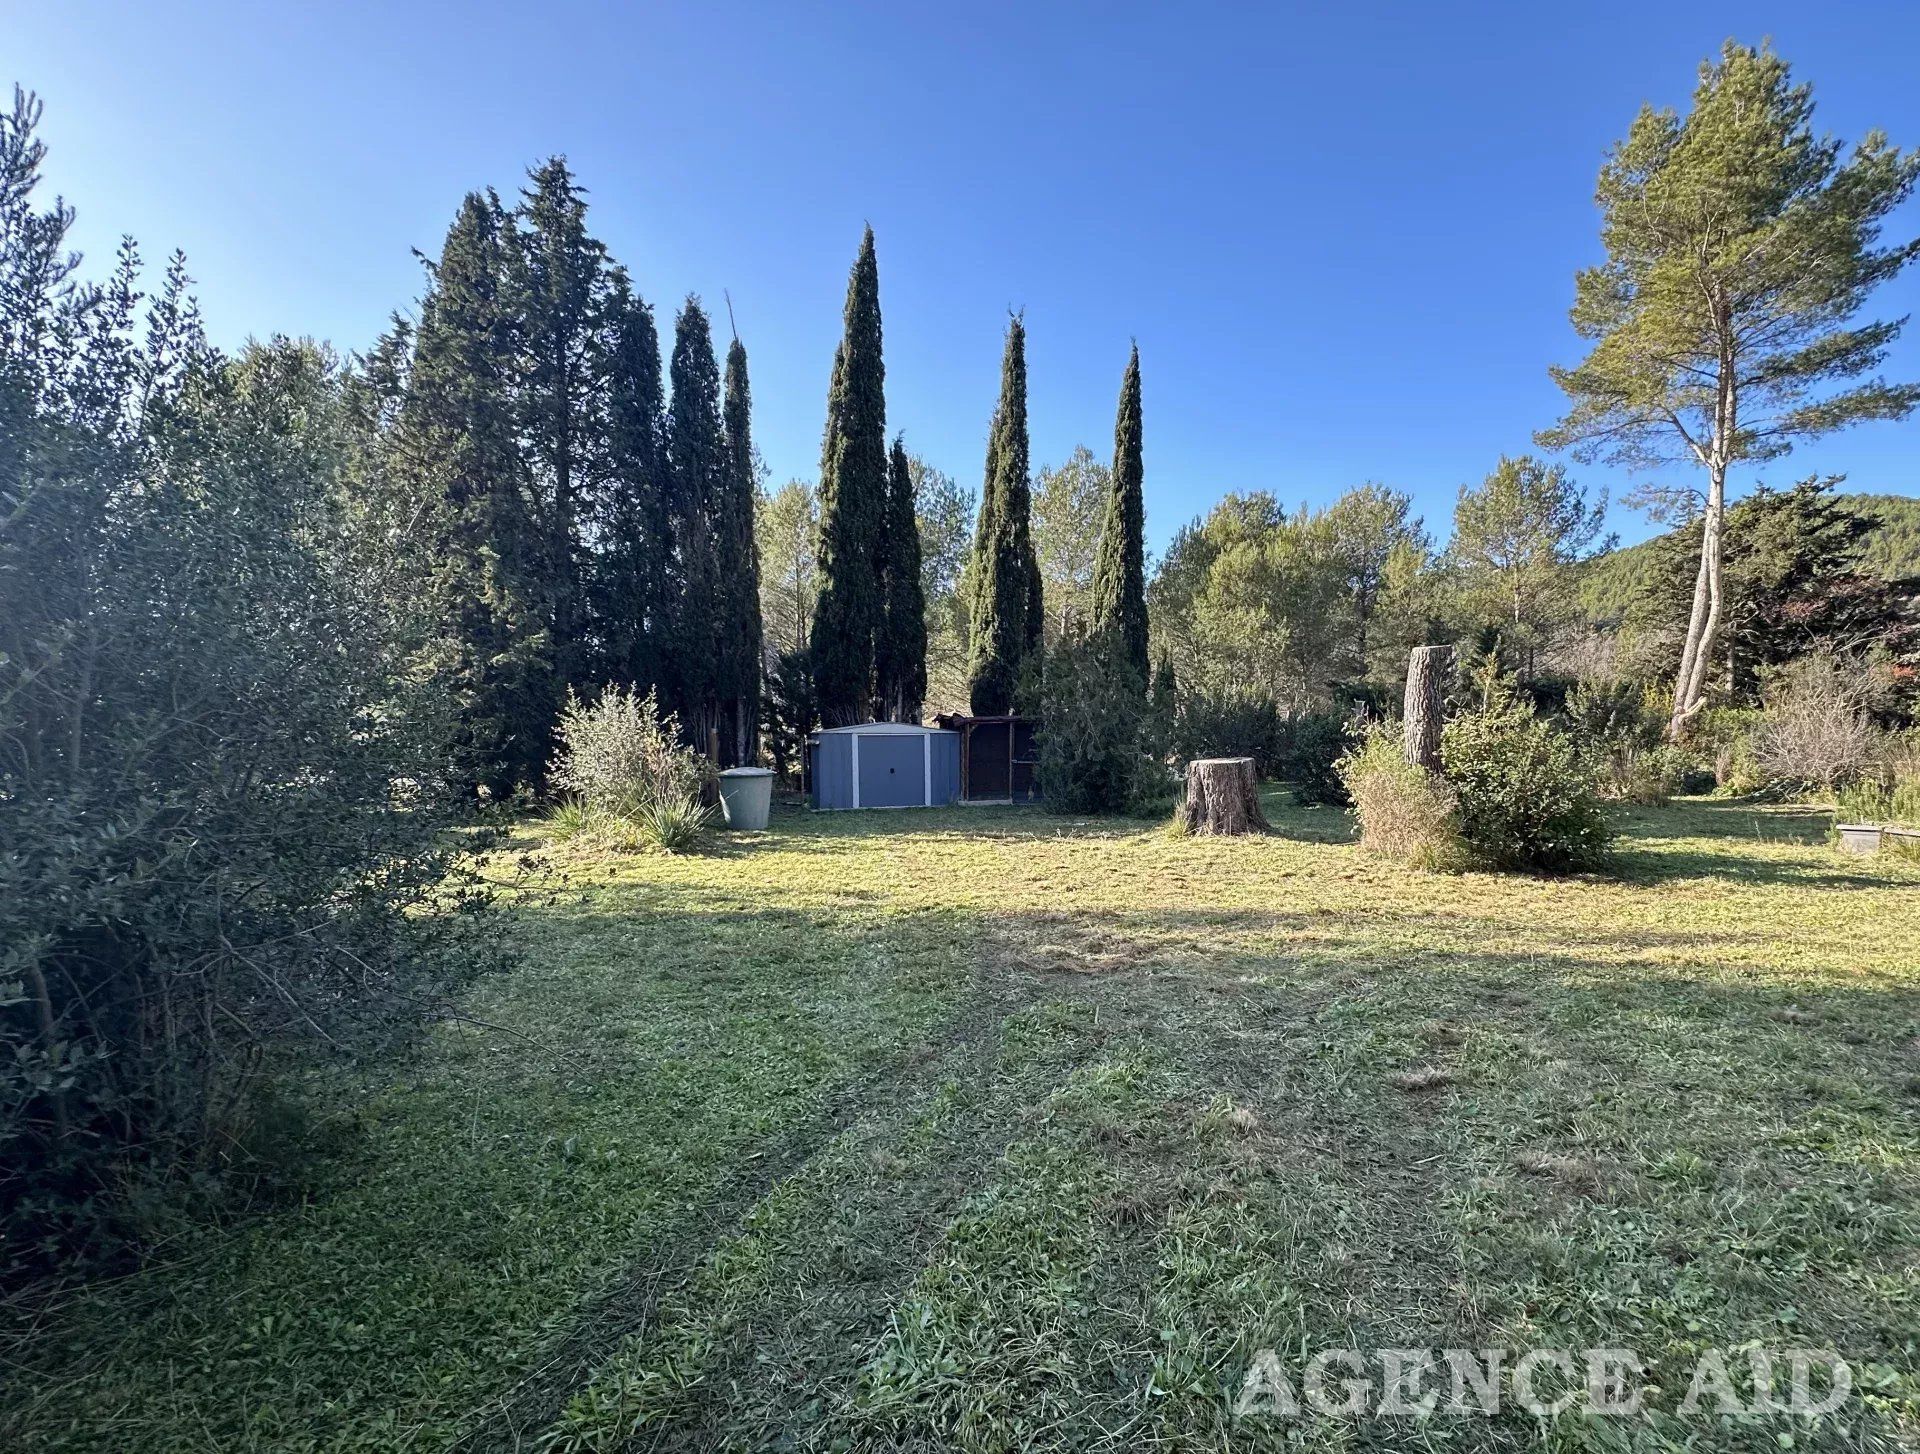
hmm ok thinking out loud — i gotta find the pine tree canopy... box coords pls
[1090,343,1150,686]
[811,226,888,726]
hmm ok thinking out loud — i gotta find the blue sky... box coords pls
[14,2,1920,553]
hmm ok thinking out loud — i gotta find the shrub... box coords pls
[1337,727,1462,868]
[1040,629,1155,815]
[1441,704,1612,872]
[631,792,716,853]
[1169,686,1286,778]
[551,686,708,819]
[1287,710,1359,806]
[1,253,484,1274]
[1754,654,1881,793]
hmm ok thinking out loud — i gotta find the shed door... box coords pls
[856,734,925,808]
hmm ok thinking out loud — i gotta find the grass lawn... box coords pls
[4,794,1919,1451]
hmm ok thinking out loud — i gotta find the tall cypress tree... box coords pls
[1090,343,1149,685]
[875,435,928,722]
[811,227,887,726]
[717,334,764,763]
[967,315,1037,714]
[515,158,612,694]
[667,297,726,748]
[401,191,556,796]
[597,276,671,697]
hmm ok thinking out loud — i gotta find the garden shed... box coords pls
[934,714,1042,804]
[808,723,960,811]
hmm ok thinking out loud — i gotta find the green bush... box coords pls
[1168,686,1286,777]
[1,136,486,1281]
[1441,704,1612,873]
[1040,629,1155,815]
[1336,727,1462,868]
[1288,710,1359,806]
[551,686,708,819]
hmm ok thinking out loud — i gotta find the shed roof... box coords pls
[812,722,951,736]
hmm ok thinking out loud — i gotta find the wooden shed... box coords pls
[934,714,1041,804]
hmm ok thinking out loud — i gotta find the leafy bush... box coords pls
[1168,686,1286,777]
[1336,727,1462,868]
[1040,629,1156,815]
[2,103,485,1281]
[1287,710,1359,806]
[551,686,708,819]
[1441,703,1612,873]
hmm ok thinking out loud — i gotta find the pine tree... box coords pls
[811,227,888,726]
[667,297,726,748]
[875,435,928,722]
[717,333,764,763]
[1090,343,1149,685]
[597,276,671,697]
[1540,42,1920,737]
[967,315,1038,714]
[401,191,557,796]
[515,158,613,694]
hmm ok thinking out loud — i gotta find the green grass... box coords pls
[4,795,1919,1450]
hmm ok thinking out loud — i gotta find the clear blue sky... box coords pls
[14,1,1920,553]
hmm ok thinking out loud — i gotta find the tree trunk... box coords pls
[1669,461,1726,740]
[1402,644,1453,774]
[1178,757,1268,836]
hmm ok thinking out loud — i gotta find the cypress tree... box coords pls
[597,277,671,697]
[1090,343,1149,685]
[667,297,726,748]
[967,315,1037,714]
[717,334,764,763]
[515,158,612,694]
[875,435,928,722]
[402,191,556,796]
[811,227,887,726]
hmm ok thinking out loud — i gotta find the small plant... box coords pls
[1442,699,1611,873]
[544,799,603,843]
[631,791,716,854]
[1336,726,1462,869]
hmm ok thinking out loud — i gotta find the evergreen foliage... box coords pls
[718,335,764,763]
[514,158,613,692]
[666,297,727,749]
[967,315,1039,714]
[597,281,671,696]
[1540,41,1920,733]
[875,435,929,722]
[403,190,558,797]
[1039,626,1155,815]
[1090,344,1150,684]
[811,227,888,725]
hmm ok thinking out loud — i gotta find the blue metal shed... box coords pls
[808,724,960,810]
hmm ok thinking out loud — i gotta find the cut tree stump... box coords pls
[1402,644,1455,773]
[1179,756,1269,836]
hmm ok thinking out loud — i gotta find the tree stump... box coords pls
[1178,757,1269,835]
[1402,645,1454,773]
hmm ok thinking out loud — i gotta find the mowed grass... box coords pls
[4,794,1920,1451]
